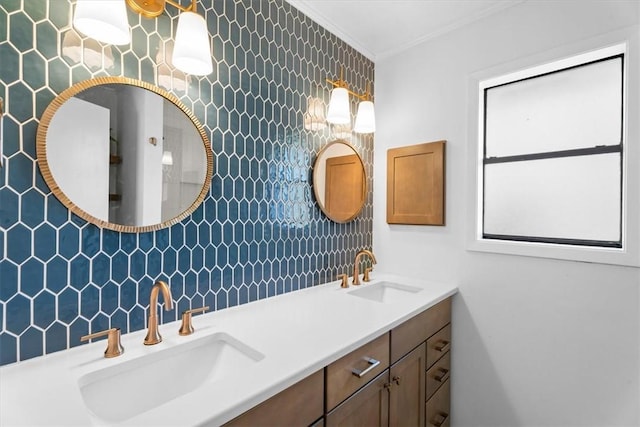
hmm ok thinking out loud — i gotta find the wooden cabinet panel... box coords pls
[225,370,324,427]
[426,324,451,369]
[426,351,450,401]
[387,140,445,225]
[389,344,425,427]
[326,371,390,427]
[391,298,451,363]
[326,333,390,411]
[426,379,450,427]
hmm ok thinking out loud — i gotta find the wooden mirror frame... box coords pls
[312,139,367,223]
[36,76,214,233]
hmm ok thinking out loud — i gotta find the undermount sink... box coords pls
[348,281,422,303]
[77,332,264,424]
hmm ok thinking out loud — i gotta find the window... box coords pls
[468,40,640,266]
[482,53,623,248]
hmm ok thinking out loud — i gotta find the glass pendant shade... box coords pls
[73,0,130,45]
[354,100,376,134]
[326,87,351,125]
[172,12,213,76]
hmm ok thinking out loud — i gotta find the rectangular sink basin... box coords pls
[348,281,422,303]
[77,332,264,424]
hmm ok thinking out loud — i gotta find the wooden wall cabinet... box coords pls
[226,297,452,427]
[387,141,446,225]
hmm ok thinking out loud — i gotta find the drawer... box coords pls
[426,324,451,369]
[326,370,390,427]
[225,370,323,426]
[326,333,390,411]
[391,297,451,363]
[426,350,450,401]
[426,378,450,427]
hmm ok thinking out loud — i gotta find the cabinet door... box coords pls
[389,344,426,427]
[326,371,390,427]
[225,370,323,427]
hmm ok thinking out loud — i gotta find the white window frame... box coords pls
[466,29,640,267]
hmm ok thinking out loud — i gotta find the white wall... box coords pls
[374,1,640,425]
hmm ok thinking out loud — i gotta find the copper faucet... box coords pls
[144,280,173,345]
[352,249,377,286]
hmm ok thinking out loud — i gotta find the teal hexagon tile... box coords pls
[81,225,100,258]
[21,119,38,160]
[34,223,56,262]
[6,294,31,335]
[35,21,58,59]
[0,334,17,365]
[47,57,71,94]
[7,82,33,122]
[69,318,88,347]
[0,8,7,41]
[58,288,79,324]
[7,224,31,264]
[8,12,34,52]
[20,189,45,227]
[80,285,99,319]
[46,194,68,227]
[19,327,43,360]
[91,253,110,286]
[47,0,70,28]
[23,0,46,23]
[20,258,44,297]
[34,291,56,329]
[45,322,67,354]
[69,255,90,290]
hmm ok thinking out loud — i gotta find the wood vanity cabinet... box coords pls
[226,297,452,427]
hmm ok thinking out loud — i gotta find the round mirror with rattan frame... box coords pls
[312,139,367,223]
[36,76,214,233]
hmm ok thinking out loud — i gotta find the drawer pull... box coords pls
[352,357,381,378]
[392,375,401,385]
[434,339,450,353]
[431,412,449,427]
[434,367,450,383]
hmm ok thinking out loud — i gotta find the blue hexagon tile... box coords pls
[0,0,374,365]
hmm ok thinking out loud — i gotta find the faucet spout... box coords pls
[352,249,377,286]
[144,280,173,345]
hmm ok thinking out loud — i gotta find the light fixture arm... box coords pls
[125,0,197,18]
[326,71,373,102]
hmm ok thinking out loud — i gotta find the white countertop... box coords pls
[0,273,457,426]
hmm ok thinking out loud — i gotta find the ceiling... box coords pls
[286,0,523,61]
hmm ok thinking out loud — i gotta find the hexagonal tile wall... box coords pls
[0,0,374,365]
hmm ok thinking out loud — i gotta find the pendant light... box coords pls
[324,68,375,134]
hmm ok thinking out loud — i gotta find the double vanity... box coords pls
[0,272,456,426]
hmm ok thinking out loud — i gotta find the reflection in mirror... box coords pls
[37,77,213,233]
[313,140,366,223]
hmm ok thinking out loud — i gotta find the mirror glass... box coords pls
[37,77,213,233]
[313,140,366,223]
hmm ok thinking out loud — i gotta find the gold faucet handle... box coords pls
[337,274,349,288]
[80,328,124,358]
[363,267,372,282]
[179,306,210,336]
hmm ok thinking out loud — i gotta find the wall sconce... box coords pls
[73,0,212,76]
[326,69,376,134]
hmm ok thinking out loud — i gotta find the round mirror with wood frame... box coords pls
[37,77,213,233]
[312,140,367,223]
